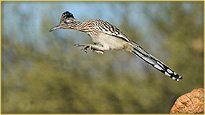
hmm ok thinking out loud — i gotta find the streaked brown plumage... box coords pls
[49,11,182,81]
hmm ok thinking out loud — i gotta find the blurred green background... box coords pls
[2,1,204,114]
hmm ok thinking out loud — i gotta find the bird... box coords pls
[49,11,182,81]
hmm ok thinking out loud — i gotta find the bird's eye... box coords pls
[64,20,70,23]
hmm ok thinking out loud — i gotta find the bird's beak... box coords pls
[49,25,61,32]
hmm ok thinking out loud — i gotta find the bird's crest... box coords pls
[60,11,75,23]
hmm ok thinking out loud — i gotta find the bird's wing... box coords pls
[93,19,130,42]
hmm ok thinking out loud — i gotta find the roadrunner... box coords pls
[49,11,182,81]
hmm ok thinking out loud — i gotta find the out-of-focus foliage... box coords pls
[2,2,203,113]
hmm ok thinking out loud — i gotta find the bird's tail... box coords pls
[128,41,182,81]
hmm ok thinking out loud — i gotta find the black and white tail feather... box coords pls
[129,41,182,81]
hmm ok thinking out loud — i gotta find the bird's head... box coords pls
[49,11,78,32]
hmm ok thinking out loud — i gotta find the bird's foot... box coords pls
[74,44,104,54]
[74,44,91,53]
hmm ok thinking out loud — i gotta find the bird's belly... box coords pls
[91,33,129,51]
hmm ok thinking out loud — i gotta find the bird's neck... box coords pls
[72,20,92,33]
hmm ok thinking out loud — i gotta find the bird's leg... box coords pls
[90,45,104,54]
[74,44,104,54]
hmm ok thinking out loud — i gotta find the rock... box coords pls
[170,88,204,114]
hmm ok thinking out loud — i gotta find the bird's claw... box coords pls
[81,48,88,53]
[74,44,90,53]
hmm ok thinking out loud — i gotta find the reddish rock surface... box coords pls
[170,88,204,114]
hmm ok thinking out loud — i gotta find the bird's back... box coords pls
[81,19,130,42]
